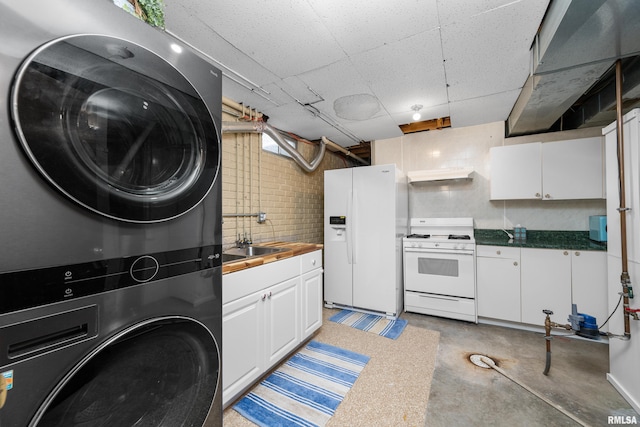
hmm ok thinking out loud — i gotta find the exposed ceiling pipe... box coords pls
[321,136,369,166]
[615,59,632,340]
[222,96,263,120]
[222,121,326,173]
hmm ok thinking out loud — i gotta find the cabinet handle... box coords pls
[496,250,501,255]
[545,194,551,199]
[261,294,266,301]
[312,259,316,266]
[513,261,518,266]
[575,251,580,256]
[268,291,272,299]
[563,251,568,256]
[535,192,541,198]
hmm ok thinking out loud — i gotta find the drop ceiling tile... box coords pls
[352,28,448,115]
[178,0,344,78]
[280,76,326,105]
[436,0,547,27]
[307,0,439,55]
[221,78,281,113]
[342,115,404,142]
[264,103,340,140]
[295,59,380,124]
[297,59,372,106]
[165,1,280,89]
[441,0,548,101]
[448,89,521,128]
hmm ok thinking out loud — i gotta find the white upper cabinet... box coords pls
[542,138,604,200]
[490,142,542,200]
[490,137,604,200]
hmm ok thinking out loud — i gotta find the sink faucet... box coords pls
[501,229,514,242]
[236,233,252,248]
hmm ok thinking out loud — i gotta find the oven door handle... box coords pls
[404,248,475,256]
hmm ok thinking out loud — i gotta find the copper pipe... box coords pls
[615,59,632,338]
[543,311,552,376]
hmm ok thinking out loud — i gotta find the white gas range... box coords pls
[403,218,477,323]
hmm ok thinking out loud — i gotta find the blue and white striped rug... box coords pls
[329,310,408,340]
[233,340,369,427]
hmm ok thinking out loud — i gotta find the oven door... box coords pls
[403,248,475,298]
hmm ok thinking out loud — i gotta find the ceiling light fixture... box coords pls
[411,104,423,121]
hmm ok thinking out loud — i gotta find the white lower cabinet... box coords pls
[222,250,323,407]
[570,250,608,332]
[477,246,607,330]
[222,290,264,405]
[222,277,299,406]
[265,278,301,367]
[476,246,521,322]
[521,248,572,325]
[300,250,323,338]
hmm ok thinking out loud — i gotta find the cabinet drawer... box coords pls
[477,245,520,259]
[405,291,476,322]
[300,250,322,275]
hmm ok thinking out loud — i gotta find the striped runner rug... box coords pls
[233,340,369,427]
[328,310,408,340]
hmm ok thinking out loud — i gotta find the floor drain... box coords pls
[469,354,495,369]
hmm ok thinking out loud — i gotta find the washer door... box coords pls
[34,318,220,426]
[12,35,220,223]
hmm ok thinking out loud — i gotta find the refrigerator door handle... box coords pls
[352,189,358,264]
[346,190,353,264]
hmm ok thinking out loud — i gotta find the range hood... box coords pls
[407,167,474,183]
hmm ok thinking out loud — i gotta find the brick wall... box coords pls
[221,113,346,249]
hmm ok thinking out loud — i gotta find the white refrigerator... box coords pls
[324,164,408,318]
[604,108,640,413]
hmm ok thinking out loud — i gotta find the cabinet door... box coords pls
[222,291,264,406]
[477,247,521,322]
[265,277,300,368]
[301,268,323,338]
[490,143,542,200]
[571,251,608,332]
[521,248,572,325]
[542,137,603,200]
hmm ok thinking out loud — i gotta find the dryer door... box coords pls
[11,35,220,223]
[33,318,220,426]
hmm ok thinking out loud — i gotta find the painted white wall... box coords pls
[372,121,605,230]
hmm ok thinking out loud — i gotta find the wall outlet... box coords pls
[258,212,267,223]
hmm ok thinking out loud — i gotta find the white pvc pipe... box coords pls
[321,136,369,165]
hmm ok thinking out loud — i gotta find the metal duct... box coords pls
[222,121,326,173]
[507,0,640,136]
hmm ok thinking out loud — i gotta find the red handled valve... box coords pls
[625,307,640,320]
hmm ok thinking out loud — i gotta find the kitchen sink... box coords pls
[222,245,287,262]
[222,253,247,263]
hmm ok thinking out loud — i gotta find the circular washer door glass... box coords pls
[12,35,220,223]
[36,319,220,426]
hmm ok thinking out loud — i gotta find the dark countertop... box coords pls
[474,229,607,251]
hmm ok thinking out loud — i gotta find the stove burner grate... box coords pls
[448,234,471,240]
[406,234,430,239]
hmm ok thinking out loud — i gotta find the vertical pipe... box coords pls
[615,59,632,338]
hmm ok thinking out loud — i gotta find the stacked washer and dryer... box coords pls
[0,1,223,426]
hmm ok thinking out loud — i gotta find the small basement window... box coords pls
[262,133,296,158]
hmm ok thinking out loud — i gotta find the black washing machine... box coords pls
[0,1,223,425]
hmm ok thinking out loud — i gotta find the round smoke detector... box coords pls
[333,94,381,120]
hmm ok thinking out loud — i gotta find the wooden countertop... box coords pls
[222,241,323,274]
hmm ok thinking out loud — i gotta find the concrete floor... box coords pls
[403,312,639,427]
